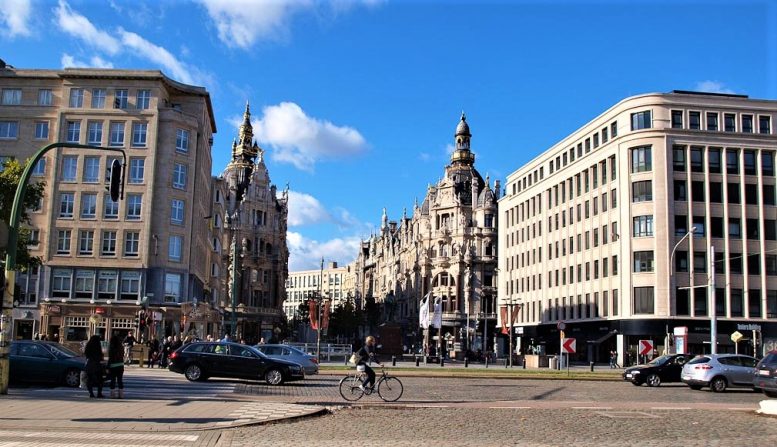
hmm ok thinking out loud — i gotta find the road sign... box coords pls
[638,339,654,356]
[562,338,576,354]
[731,331,744,343]
[557,321,566,331]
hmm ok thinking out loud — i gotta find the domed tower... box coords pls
[451,112,476,167]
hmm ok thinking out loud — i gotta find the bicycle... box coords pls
[339,366,403,402]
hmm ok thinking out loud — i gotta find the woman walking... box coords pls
[108,335,125,398]
[84,335,104,398]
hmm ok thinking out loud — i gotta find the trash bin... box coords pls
[549,356,558,369]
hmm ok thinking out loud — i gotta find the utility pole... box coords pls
[710,245,717,354]
[316,257,323,362]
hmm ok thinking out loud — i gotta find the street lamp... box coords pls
[669,227,696,354]
[503,297,520,368]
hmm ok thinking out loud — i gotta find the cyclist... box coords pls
[356,335,383,392]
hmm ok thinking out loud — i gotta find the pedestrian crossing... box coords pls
[0,430,199,446]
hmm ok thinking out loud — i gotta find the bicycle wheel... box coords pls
[339,375,365,401]
[377,376,403,402]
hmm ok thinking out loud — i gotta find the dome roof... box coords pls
[455,112,471,136]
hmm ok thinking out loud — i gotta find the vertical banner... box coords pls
[511,304,521,326]
[322,301,331,330]
[419,293,431,329]
[308,300,318,330]
[500,305,508,334]
[432,297,442,329]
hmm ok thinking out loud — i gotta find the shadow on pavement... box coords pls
[529,387,565,400]
[72,417,231,424]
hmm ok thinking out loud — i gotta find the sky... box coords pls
[2,0,776,271]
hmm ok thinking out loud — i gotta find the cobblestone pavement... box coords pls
[226,407,777,447]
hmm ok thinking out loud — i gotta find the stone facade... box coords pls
[353,114,499,357]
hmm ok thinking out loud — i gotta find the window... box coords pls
[689,111,701,130]
[169,236,183,261]
[724,113,736,132]
[749,289,762,318]
[126,194,142,220]
[690,147,704,172]
[693,216,705,237]
[691,181,704,202]
[674,180,687,202]
[129,158,145,184]
[711,217,724,238]
[744,150,757,175]
[747,218,759,240]
[52,270,72,298]
[694,252,707,273]
[114,89,128,108]
[671,110,683,129]
[676,251,689,272]
[726,149,739,174]
[173,163,187,189]
[767,255,777,276]
[103,194,119,219]
[602,127,608,143]
[695,289,708,316]
[59,192,74,218]
[593,133,599,148]
[131,122,147,147]
[91,89,106,108]
[675,215,688,236]
[87,121,103,145]
[728,183,741,204]
[611,121,618,137]
[763,151,775,176]
[766,219,777,240]
[171,199,184,224]
[730,254,743,274]
[708,147,721,173]
[710,182,722,202]
[729,218,742,239]
[66,121,80,143]
[745,183,758,205]
[78,230,94,255]
[32,158,45,176]
[707,112,718,131]
[38,89,52,106]
[164,273,182,303]
[633,215,654,237]
[136,90,151,109]
[124,231,140,257]
[631,111,651,130]
[0,121,18,139]
[69,88,84,108]
[61,156,77,181]
[56,230,71,255]
[176,129,189,153]
[742,114,754,133]
[749,254,761,275]
[714,250,726,274]
[634,251,654,272]
[101,231,117,256]
[97,271,117,299]
[632,180,652,202]
[760,115,772,134]
[634,287,654,314]
[676,289,690,316]
[768,291,777,318]
[120,272,141,300]
[631,146,652,172]
[673,145,686,171]
[34,121,49,140]
[83,156,100,183]
[109,122,125,146]
[731,289,744,317]
[80,193,97,219]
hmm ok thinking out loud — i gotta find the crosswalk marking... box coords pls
[0,430,199,447]
[0,432,199,441]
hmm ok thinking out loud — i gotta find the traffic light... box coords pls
[109,159,123,202]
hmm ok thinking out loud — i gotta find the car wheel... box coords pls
[710,376,727,393]
[646,373,661,387]
[184,364,204,382]
[264,368,284,386]
[64,368,81,388]
[689,385,702,391]
[764,390,777,398]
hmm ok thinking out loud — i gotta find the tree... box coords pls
[0,159,45,272]
[364,295,381,331]
[328,298,362,341]
[296,300,310,322]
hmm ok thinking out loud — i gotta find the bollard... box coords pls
[345,356,349,366]
[465,357,469,368]
[505,358,508,368]
[392,355,397,367]
[416,356,420,367]
[590,361,595,372]
[485,357,489,368]
[440,357,444,367]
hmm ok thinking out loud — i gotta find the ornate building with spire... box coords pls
[211,103,289,343]
[353,113,499,358]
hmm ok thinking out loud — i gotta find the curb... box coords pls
[316,369,622,381]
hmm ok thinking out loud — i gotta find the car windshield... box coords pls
[47,344,81,358]
[647,355,672,366]
[286,346,306,355]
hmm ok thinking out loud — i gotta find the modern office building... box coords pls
[499,91,777,365]
[0,65,219,347]
[283,261,352,321]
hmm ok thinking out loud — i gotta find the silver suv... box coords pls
[681,354,758,392]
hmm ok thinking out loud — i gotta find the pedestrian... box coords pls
[83,335,104,398]
[172,335,183,352]
[258,337,266,345]
[355,335,384,393]
[222,333,232,342]
[107,335,125,398]
[147,338,160,368]
[160,336,173,367]
[124,331,136,365]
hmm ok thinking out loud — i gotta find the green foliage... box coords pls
[328,298,363,340]
[0,158,45,271]
[296,300,310,322]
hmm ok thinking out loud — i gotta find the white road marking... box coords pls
[571,406,612,410]
[0,431,199,442]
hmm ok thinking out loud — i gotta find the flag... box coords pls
[511,304,521,327]
[308,300,318,330]
[432,296,442,329]
[500,305,508,334]
[321,301,331,330]
[419,293,431,329]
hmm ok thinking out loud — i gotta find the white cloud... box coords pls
[61,53,114,69]
[418,152,432,162]
[117,28,210,86]
[55,0,121,55]
[445,143,455,155]
[695,80,736,94]
[288,191,331,226]
[249,102,368,171]
[1,0,32,38]
[287,231,361,271]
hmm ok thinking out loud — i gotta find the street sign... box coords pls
[638,339,654,356]
[557,321,566,331]
[730,331,744,343]
[562,337,576,354]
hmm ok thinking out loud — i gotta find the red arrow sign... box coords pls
[562,338,576,354]
[639,339,654,356]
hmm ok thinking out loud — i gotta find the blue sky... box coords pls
[2,0,776,271]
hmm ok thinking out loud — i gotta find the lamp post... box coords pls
[316,257,324,362]
[669,227,696,354]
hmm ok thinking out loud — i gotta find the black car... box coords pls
[9,340,86,387]
[623,354,694,387]
[168,342,304,385]
[753,350,777,398]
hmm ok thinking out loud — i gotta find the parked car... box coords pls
[622,354,694,387]
[753,350,777,398]
[254,344,318,375]
[681,354,758,392]
[9,340,86,387]
[168,342,304,385]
